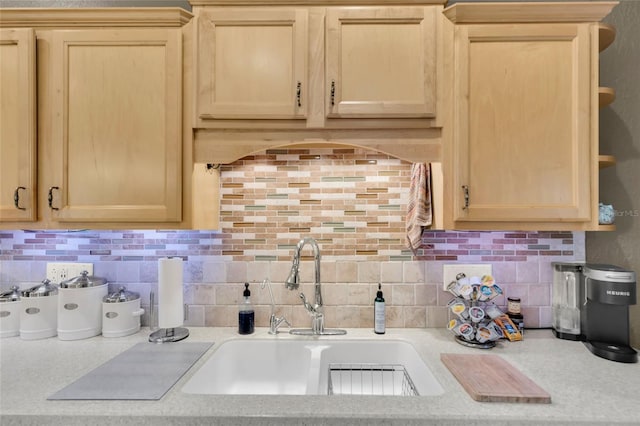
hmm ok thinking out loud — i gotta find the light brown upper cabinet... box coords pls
[196,8,308,121]
[194,4,441,128]
[0,8,195,230]
[0,28,37,222]
[454,24,591,223]
[48,29,183,223]
[443,2,617,231]
[325,7,437,119]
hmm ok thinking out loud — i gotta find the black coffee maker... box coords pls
[582,264,637,363]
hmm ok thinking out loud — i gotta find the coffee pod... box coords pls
[484,303,504,319]
[450,300,469,320]
[481,275,495,286]
[457,323,475,341]
[469,306,485,323]
[476,327,493,343]
[449,320,469,337]
[447,318,461,335]
[458,281,473,300]
[488,326,503,341]
[478,284,493,302]
[489,283,504,300]
[485,320,504,340]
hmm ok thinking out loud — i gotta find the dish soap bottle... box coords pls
[374,283,385,334]
[238,282,254,335]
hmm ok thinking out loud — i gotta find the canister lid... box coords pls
[0,285,21,302]
[22,279,58,297]
[103,286,140,303]
[60,270,107,288]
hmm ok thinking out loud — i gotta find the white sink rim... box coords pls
[181,338,444,396]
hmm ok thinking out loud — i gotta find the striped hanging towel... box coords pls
[406,163,432,252]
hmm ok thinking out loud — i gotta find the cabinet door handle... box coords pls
[296,81,302,107]
[330,80,336,106]
[13,187,26,211]
[48,186,59,211]
[462,185,469,210]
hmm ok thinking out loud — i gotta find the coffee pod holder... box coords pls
[446,273,505,349]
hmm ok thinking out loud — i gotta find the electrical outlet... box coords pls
[46,262,94,284]
[443,264,493,291]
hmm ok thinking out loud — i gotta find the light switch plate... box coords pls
[443,264,492,291]
[46,262,93,284]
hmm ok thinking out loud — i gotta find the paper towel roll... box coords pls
[158,257,184,329]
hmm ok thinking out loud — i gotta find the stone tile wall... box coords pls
[0,149,585,330]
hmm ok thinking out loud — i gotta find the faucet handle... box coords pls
[279,316,291,328]
[299,292,318,314]
[269,313,291,335]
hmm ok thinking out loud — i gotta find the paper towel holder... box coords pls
[148,291,189,343]
[149,257,189,343]
[149,326,189,343]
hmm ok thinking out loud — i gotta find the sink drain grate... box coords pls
[327,363,419,396]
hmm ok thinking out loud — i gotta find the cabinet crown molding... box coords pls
[0,8,193,28]
[443,1,617,24]
[190,0,445,5]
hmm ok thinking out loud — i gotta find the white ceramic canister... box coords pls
[0,286,22,338]
[102,287,144,338]
[20,280,58,340]
[57,271,108,340]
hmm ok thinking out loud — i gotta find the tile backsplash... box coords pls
[0,148,584,330]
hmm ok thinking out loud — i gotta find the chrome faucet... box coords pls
[285,237,346,336]
[261,278,290,335]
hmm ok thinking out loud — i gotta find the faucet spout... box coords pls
[285,237,322,308]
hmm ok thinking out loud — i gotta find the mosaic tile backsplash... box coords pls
[0,148,585,329]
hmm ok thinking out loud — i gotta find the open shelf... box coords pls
[599,155,616,169]
[596,23,616,233]
[599,87,615,108]
[599,23,616,52]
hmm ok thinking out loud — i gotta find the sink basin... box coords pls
[181,338,444,396]
[181,339,313,395]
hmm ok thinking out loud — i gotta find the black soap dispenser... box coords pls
[238,282,255,335]
[374,283,386,334]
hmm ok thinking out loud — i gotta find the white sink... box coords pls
[181,339,444,396]
[181,339,314,395]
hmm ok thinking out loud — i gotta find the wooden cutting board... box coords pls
[441,353,551,403]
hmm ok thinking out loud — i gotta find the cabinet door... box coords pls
[0,29,37,222]
[197,8,308,120]
[453,24,592,222]
[49,29,182,223]
[326,7,437,118]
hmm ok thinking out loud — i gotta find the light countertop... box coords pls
[1,327,639,425]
